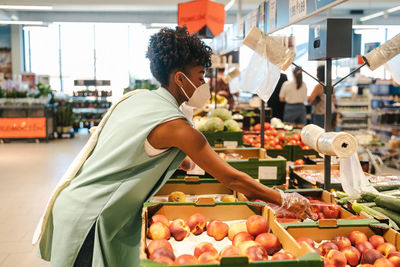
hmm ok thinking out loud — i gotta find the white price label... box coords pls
[187,164,205,176]
[258,166,278,180]
[223,141,238,148]
[289,0,307,22]
[269,0,277,31]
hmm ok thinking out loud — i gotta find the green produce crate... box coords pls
[141,202,322,267]
[266,145,292,161]
[291,145,320,161]
[201,131,243,147]
[289,165,342,191]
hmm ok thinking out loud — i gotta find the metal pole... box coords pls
[260,100,265,148]
[58,24,63,92]
[237,0,242,22]
[324,58,333,191]
[213,68,218,109]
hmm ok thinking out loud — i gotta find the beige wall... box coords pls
[10,25,24,78]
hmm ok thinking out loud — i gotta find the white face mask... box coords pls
[178,73,210,109]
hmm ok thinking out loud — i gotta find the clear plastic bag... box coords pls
[340,153,378,198]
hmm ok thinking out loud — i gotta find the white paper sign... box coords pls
[258,166,278,180]
[269,0,277,31]
[187,164,205,176]
[223,141,238,148]
[289,0,307,23]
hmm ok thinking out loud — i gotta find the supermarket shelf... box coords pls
[336,102,369,106]
[0,104,48,109]
[72,96,110,101]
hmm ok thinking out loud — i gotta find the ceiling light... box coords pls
[359,5,400,22]
[387,5,400,14]
[0,5,53,11]
[225,0,236,11]
[359,11,385,22]
[0,21,44,25]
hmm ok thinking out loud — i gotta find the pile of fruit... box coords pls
[146,213,298,265]
[294,169,342,184]
[194,108,241,133]
[296,231,400,267]
[243,125,311,150]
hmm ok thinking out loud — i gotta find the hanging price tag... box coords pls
[289,0,307,22]
[269,0,277,31]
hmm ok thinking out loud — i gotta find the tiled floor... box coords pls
[0,134,89,267]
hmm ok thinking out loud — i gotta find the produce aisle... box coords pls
[0,134,89,267]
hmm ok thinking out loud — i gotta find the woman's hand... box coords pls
[278,190,317,220]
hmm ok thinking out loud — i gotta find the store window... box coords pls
[23,22,166,98]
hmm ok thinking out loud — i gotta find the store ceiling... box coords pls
[0,0,399,25]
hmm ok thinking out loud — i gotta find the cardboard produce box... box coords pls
[150,177,237,203]
[141,202,322,266]
[289,164,342,191]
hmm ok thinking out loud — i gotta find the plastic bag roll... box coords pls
[317,132,358,158]
[301,124,325,152]
[364,33,400,71]
[242,27,296,71]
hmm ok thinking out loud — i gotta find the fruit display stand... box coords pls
[150,177,237,203]
[289,164,342,191]
[291,146,321,162]
[214,147,268,159]
[202,131,243,148]
[283,220,400,266]
[140,202,322,266]
[266,146,292,161]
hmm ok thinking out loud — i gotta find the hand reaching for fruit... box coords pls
[277,189,317,220]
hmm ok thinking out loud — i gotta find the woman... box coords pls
[279,67,308,124]
[267,72,288,120]
[308,65,336,128]
[34,27,313,267]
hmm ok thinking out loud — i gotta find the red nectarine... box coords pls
[246,215,269,237]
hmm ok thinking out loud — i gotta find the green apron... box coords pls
[39,88,188,267]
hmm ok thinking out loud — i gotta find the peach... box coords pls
[207,220,229,241]
[194,242,218,258]
[228,222,247,240]
[361,249,383,265]
[169,219,190,241]
[296,237,315,248]
[388,252,400,267]
[174,254,198,265]
[255,233,281,255]
[232,232,254,247]
[246,215,269,237]
[374,258,395,267]
[332,236,351,250]
[149,247,175,262]
[238,240,260,256]
[376,243,396,257]
[340,246,360,267]
[369,235,385,249]
[147,239,173,256]
[198,251,219,264]
[186,213,206,235]
[245,244,268,262]
[348,231,368,245]
[270,251,295,260]
[326,249,347,267]
[319,242,339,256]
[148,222,170,240]
[150,214,170,227]
[356,241,374,254]
[219,245,241,258]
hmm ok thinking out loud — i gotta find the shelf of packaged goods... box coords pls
[72,96,110,101]
[0,105,48,110]
[72,108,107,114]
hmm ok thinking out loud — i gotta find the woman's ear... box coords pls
[174,71,184,88]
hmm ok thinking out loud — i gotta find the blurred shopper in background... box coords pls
[267,72,288,120]
[279,66,307,125]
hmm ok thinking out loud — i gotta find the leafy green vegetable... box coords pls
[224,119,241,132]
[204,117,224,132]
[210,108,232,121]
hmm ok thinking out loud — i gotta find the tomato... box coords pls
[322,205,340,219]
[264,122,271,130]
[253,142,261,147]
[278,133,285,142]
[288,140,297,145]
[293,133,301,141]
[270,129,278,137]
[275,144,283,149]
[268,140,277,147]
[294,159,305,165]
[265,130,272,136]
[302,145,311,150]
[254,124,261,131]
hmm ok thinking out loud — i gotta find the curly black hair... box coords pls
[146,26,212,87]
